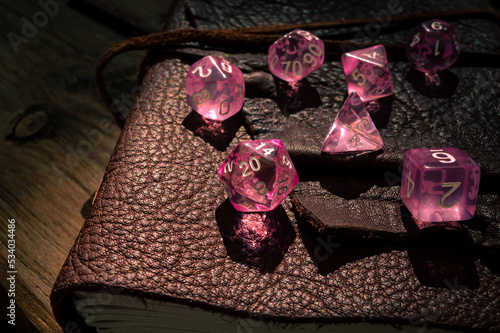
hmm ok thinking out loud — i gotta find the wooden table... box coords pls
[0,1,172,331]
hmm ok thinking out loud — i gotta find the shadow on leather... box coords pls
[365,95,394,129]
[81,192,96,219]
[297,217,401,275]
[316,173,389,200]
[481,252,500,276]
[297,215,480,289]
[182,110,243,151]
[317,148,385,172]
[274,77,322,116]
[462,213,500,244]
[215,200,296,273]
[407,242,479,289]
[406,68,459,98]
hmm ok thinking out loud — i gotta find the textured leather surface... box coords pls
[191,0,500,251]
[187,0,500,249]
[52,0,500,331]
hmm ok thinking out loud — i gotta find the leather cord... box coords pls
[95,8,500,129]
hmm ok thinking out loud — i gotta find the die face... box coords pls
[186,56,245,121]
[218,139,299,212]
[406,19,460,75]
[322,92,384,153]
[341,45,394,102]
[268,29,325,83]
[401,148,480,222]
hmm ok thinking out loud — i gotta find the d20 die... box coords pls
[268,29,325,83]
[341,45,394,102]
[401,148,480,222]
[218,140,299,212]
[406,19,460,75]
[322,92,384,153]
[185,56,245,121]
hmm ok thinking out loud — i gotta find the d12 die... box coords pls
[268,29,325,83]
[401,148,480,222]
[406,19,460,75]
[218,140,299,212]
[185,56,245,121]
[322,92,383,153]
[341,45,394,102]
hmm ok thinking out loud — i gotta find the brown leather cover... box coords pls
[51,0,500,332]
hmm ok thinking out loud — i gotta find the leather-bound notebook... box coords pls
[51,0,500,332]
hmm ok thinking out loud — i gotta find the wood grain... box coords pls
[0,0,167,331]
[70,0,173,34]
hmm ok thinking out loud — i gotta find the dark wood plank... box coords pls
[72,0,174,34]
[0,0,168,331]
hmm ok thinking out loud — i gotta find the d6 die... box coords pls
[268,29,325,83]
[185,56,245,121]
[341,45,394,102]
[406,19,460,75]
[401,148,480,222]
[218,140,299,212]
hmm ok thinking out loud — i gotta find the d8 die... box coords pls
[218,139,299,212]
[341,45,394,102]
[268,29,325,83]
[185,56,245,121]
[406,19,460,75]
[401,148,480,222]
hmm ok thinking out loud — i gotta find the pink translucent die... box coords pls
[218,139,299,212]
[401,148,480,222]
[406,19,460,75]
[322,92,384,153]
[185,56,245,121]
[268,29,325,83]
[341,45,394,102]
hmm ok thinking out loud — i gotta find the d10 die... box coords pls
[406,19,460,75]
[268,29,325,83]
[401,148,480,222]
[218,140,299,212]
[341,45,394,102]
[185,56,245,121]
